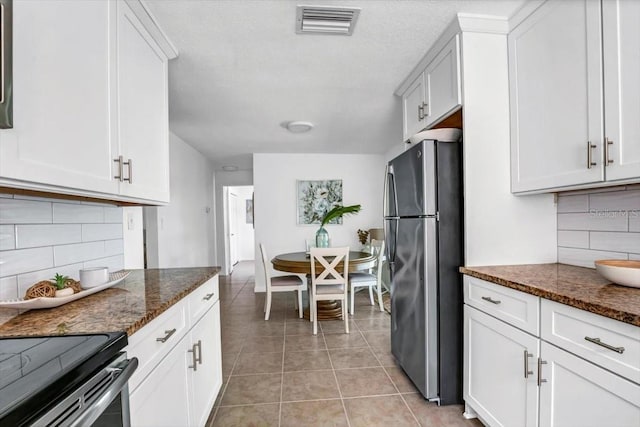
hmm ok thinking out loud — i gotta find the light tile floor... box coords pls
[207,261,482,427]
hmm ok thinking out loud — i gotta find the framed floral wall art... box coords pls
[297,179,343,225]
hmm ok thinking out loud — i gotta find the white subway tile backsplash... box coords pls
[557,195,589,213]
[0,225,15,250]
[15,224,81,249]
[0,199,52,224]
[53,203,104,224]
[54,242,105,266]
[558,247,627,269]
[84,255,124,272]
[557,212,627,231]
[590,232,640,254]
[629,253,640,261]
[0,276,18,300]
[82,224,123,242]
[104,208,123,224]
[0,193,13,198]
[0,247,54,278]
[589,189,640,212]
[17,263,84,295]
[104,239,124,257]
[630,211,640,232]
[557,230,589,249]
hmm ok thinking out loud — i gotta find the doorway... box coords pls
[224,185,255,274]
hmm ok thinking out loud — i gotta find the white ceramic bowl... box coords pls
[594,260,640,288]
[80,267,109,289]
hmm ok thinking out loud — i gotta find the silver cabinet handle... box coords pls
[587,141,597,169]
[156,328,177,343]
[422,102,429,117]
[188,342,198,371]
[123,158,133,183]
[481,296,501,305]
[585,336,625,354]
[196,339,202,365]
[418,104,425,121]
[524,350,533,378]
[537,358,547,386]
[113,155,124,181]
[203,293,215,301]
[605,137,614,165]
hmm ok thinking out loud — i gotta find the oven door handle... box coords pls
[69,357,139,427]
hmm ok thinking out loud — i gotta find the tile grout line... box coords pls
[278,318,286,427]
[322,313,352,427]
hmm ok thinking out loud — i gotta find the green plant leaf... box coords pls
[320,204,361,227]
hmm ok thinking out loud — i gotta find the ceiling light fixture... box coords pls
[222,165,238,172]
[285,121,314,133]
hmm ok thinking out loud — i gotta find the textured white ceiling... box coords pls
[145,0,525,170]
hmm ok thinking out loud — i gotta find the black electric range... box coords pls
[0,332,128,426]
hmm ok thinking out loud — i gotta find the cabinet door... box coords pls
[539,342,640,427]
[188,302,222,427]
[509,0,604,193]
[402,73,426,142]
[602,0,640,181]
[116,1,170,203]
[424,35,461,127]
[130,336,191,427]
[0,1,119,194]
[464,305,539,427]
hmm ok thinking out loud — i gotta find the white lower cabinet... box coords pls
[129,277,222,427]
[539,342,640,427]
[464,275,640,427]
[464,305,539,427]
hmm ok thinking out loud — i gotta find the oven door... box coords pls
[32,353,138,427]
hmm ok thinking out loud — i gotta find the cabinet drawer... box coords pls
[541,299,640,383]
[188,275,219,327]
[126,299,188,393]
[464,275,540,335]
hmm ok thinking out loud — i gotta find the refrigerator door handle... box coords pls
[383,164,390,218]
[386,167,399,218]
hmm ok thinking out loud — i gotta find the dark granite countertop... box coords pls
[460,263,640,327]
[0,267,220,337]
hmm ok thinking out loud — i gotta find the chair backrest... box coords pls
[371,239,386,282]
[259,243,272,291]
[309,247,350,287]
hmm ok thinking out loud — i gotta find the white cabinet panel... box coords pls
[425,35,461,128]
[402,73,426,142]
[539,342,640,427]
[509,0,604,192]
[0,1,119,194]
[602,0,640,181]
[117,1,170,203]
[464,305,539,427]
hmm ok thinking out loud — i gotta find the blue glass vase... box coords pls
[315,227,330,248]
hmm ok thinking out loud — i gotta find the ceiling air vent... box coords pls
[296,5,361,36]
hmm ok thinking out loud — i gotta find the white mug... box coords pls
[80,267,109,288]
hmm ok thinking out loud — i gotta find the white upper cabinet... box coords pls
[509,0,640,193]
[0,1,119,195]
[117,1,170,202]
[0,0,175,204]
[602,0,640,181]
[399,34,461,142]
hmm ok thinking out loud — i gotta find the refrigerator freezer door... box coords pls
[390,217,438,399]
[388,140,436,217]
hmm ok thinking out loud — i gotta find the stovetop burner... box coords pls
[0,332,127,426]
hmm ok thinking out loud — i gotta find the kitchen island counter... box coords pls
[460,263,640,327]
[0,267,220,337]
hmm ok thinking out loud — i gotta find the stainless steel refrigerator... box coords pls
[384,137,463,405]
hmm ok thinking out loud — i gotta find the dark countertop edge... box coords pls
[122,269,220,336]
[460,266,640,327]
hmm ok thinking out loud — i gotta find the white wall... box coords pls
[557,186,640,267]
[145,132,215,268]
[460,31,557,266]
[0,195,124,300]
[253,153,386,292]
[229,186,255,261]
[122,206,144,269]
[215,170,253,274]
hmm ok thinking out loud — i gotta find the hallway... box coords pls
[208,261,481,427]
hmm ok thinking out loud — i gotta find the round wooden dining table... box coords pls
[271,251,376,320]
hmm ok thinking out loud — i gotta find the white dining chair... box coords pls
[259,243,305,320]
[349,239,385,315]
[309,246,350,335]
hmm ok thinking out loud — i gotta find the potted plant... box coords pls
[51,273,74,297]
[316,204,361,247]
